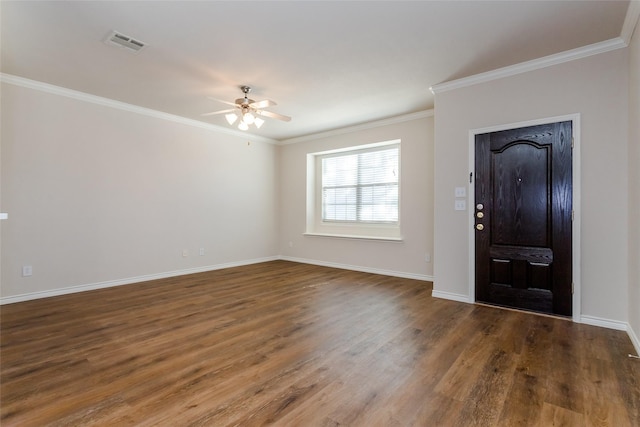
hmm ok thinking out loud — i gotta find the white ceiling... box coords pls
[0,1,631,141]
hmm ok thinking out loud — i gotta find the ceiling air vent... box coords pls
[104,31,146,53]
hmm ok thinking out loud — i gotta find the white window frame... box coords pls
[305,140,402,241]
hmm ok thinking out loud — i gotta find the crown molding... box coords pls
[0,73,279,145]
[622,0,640,44]
[429,37,627,95]
[279,110,434,145]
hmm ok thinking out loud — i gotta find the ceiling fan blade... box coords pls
[256,110,291,122]
[250,99,276,109]
[201,108,237,116]
[207,96,238,107]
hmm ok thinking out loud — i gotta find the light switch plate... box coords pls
[455,200,466,211]
[455,187,466,198]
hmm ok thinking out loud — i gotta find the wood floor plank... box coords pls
[535,403,585,426]
[1,260,638,426]
[498,315,557,425]
[499,369,544,426]
[545,319,586,414]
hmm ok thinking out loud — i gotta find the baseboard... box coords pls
[579,314,628,331]
[627,323,640,356]
[580,316,640,355]
[1,256,430,304]
[0,256,279,305]
[3,256,639,354]
[431,289,472,303]
[278,256,433,282]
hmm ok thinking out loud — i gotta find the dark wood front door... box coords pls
[475,121,572,316]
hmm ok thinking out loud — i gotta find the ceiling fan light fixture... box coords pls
[204,85,290,131]
[225,113,238,125]
[243,112,255,124]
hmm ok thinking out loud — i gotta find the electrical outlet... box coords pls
[455,187,466,198]
[199,248,205,256]
[425,253,431,263]
[182,249,189,257]
[22,265,33,277]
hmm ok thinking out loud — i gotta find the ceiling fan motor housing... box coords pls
[202,84,291,126]
[236,98,255,107]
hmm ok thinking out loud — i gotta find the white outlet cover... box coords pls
[22,265,33,276]
[455,187,466,198]
[454,200,466,211]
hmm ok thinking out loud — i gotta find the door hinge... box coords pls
[469,172,473,183]
[571,137,574,149]
[572,282,574,294]
[571,210,574,221]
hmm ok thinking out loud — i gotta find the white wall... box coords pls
[279,114,434,280]
[2,42,633,334]
[0,82,280,301]
[433,48,629,324]
[629,23,640,347]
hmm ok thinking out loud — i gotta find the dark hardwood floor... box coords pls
[1,261,638,426]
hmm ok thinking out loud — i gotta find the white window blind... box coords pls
[321,145,399,223]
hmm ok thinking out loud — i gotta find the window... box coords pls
[306,140,401,240]
[321,146,398,223]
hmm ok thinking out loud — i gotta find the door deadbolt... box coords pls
[476,224,484,231]
[477,212,484,219]
[476,203,484,211]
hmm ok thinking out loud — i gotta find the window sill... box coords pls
[303,232,403,242]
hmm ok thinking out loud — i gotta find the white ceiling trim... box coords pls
[0,73,278,145]
[621,0,640,44]
[1,72,434,146]
[280,110,434,146]
[429,37,627,95]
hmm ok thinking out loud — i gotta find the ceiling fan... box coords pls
[202,85,291,131]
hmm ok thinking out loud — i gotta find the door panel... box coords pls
[475,121,572,316]
[492,143,549,247]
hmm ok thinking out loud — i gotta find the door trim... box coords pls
[467,114,581,322]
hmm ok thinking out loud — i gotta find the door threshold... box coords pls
[474,302,572,322]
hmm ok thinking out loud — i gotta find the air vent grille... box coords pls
[104,31,146,53]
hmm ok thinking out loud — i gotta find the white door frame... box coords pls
[467,114,581,322]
